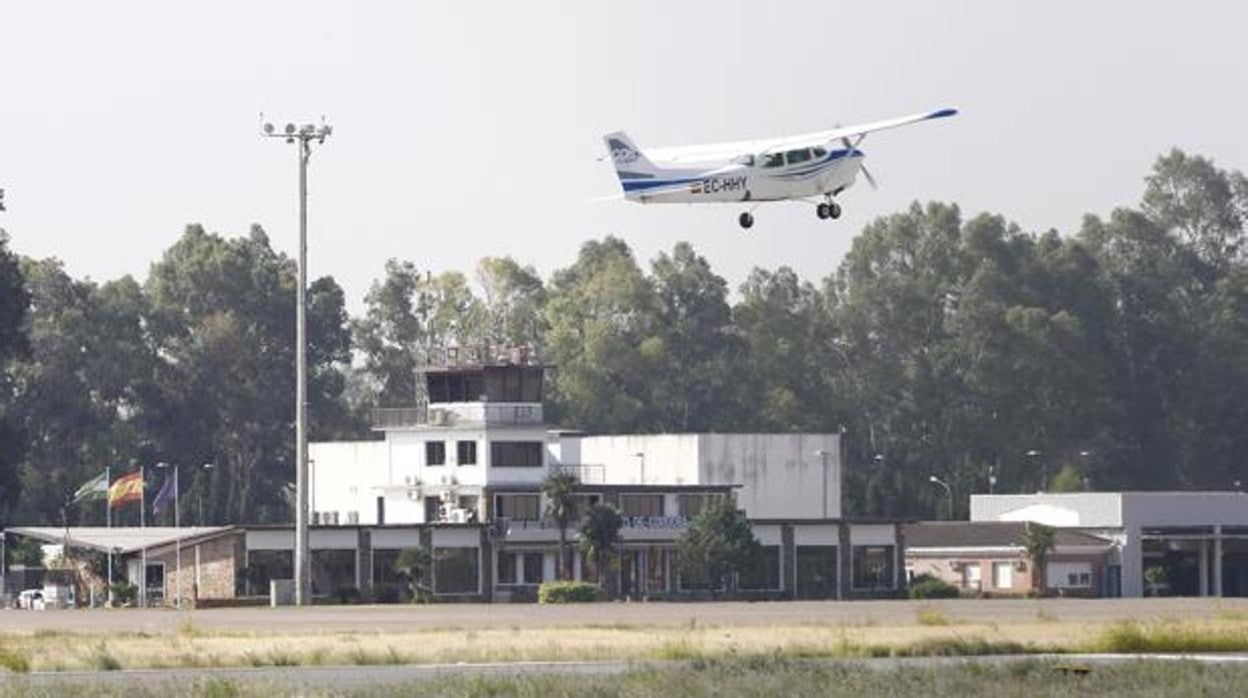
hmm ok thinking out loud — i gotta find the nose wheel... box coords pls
[738,212,755,229]
[816,201,842,220]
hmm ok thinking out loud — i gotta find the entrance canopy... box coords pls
[6,527,231,555]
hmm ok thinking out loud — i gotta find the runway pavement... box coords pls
[3,597,1248,635]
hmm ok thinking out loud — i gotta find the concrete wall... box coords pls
[572,433,841,520]
[310,441,389,525]
[970,493,1125,527]
[697,434,841,520]
[575,434,701,485]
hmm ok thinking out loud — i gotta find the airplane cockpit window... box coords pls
[762,153,784,168]
[786,149,812,165]
[734,154,756,167]
[812,146,828,158]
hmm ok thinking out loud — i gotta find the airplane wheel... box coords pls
[816,203,830,220]
[738,212,754,229]
[829,202,842,219]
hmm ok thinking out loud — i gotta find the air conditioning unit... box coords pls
[448,509,468,524]
[428,408,450,426]
[406,489,421,501]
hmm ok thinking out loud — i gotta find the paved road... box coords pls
[3,597,1248,634]
[4,654,1248,692]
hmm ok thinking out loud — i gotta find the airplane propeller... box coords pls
[841,135,878,190]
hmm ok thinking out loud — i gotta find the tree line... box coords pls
[1,148,1247,527]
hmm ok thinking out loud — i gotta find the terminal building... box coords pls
[3,347,906,606]
[302,347,904,602]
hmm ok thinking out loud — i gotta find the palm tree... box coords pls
[542,470,580,580]
[1022,522,1056,594]
[578,504,623,595]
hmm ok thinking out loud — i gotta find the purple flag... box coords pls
[151,474,176,517]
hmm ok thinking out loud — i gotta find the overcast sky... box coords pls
[3,2,1246,309]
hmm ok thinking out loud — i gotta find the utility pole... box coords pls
[262,117,332,606]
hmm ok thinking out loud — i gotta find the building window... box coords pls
[498,551,545,586]
[993,561,1014,589]
[490,441,543,468]
[244,550,293,596]
[457,440,477,465]
[852,545,896,590]
[1047,561,1094,589]
[739,546,782,591]
[677,494,723,518]
[494,494,540,521]
[621,494,664,517]
[962,562,982,591]
[795,546,837,599]
[434,547,479,595]
[426,441,446,466]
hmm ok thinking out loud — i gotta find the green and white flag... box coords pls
[72,470,109,504]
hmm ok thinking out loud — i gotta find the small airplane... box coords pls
[603,107,957,229]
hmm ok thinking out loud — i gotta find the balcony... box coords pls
[372,404,544,430]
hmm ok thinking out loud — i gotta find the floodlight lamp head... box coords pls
[928,475,939,483]
[263,122,275,135]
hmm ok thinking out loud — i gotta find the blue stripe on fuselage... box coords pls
[619,148,863,192]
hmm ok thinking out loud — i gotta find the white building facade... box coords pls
[971,492,1248,598]
[300,352,902,602]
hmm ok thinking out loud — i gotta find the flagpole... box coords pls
[140,465,146,609]
[106,465,112,606]
[174,464,181,610]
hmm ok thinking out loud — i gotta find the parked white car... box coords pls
[17,589,45,610]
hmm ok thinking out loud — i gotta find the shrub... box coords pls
[915,606,950,626]
[109,581,138,606]
[0,647,31,674]
[908,573,959,599]
[334,586,361,605]
[538,581,603,604]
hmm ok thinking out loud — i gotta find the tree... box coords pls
[1022,522,1056,594]
[544,238,659,432]
[676,498,761,592]
[647,243,744,431]
[393,546,433,602]
[542,470,580,580]
[0,230,29,523]
[477,257,547,348]
[144,224,353,525]
[578,504,623,593]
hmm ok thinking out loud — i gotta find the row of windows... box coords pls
[423,440,541,467]
[426,367,544,404]
[491,493,724,521]
[760,146,829,169]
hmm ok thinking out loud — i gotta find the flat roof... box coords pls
[7,527,234,555]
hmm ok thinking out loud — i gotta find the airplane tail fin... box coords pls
[603,131,662,180]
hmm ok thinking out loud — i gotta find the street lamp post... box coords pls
[262,117,332,607]
[198,462,215,526]
[156,462,180,608]
[928,475,953,520]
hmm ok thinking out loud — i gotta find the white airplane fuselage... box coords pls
[621,149,864,204]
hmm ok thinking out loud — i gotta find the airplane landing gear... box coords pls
[816,201,842,220]
[738,212,755,229]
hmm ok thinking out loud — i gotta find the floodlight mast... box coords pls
[261,114,331,607]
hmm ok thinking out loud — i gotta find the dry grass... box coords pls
[4,614,1248,672]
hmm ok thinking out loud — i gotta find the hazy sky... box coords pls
[3,2,1246,309]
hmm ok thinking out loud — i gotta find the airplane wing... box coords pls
[645,107,957,163]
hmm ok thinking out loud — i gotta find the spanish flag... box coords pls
[108,470,144,509]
